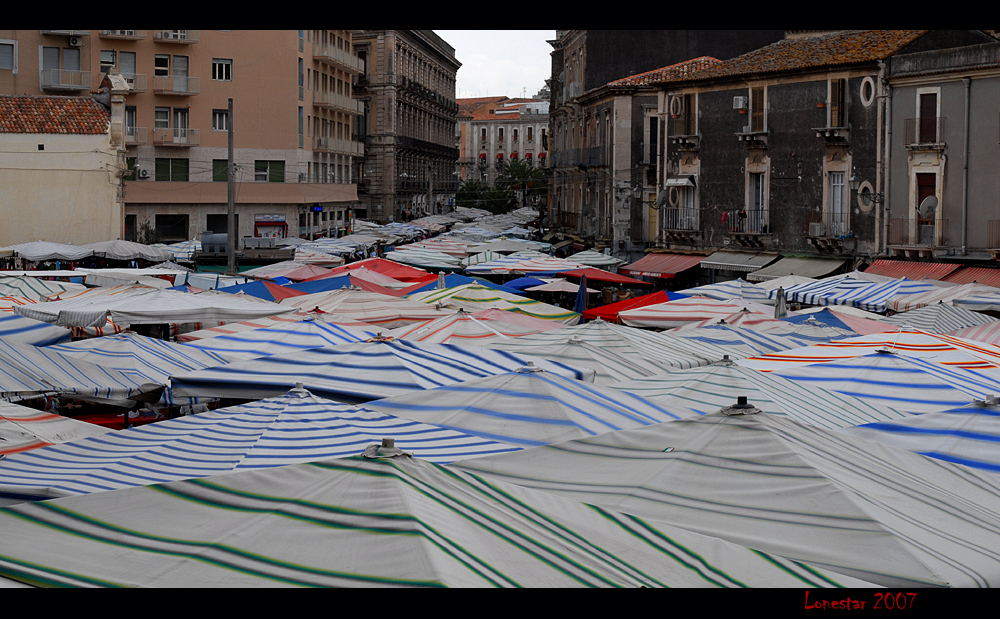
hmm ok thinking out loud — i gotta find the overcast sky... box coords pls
[436,30,556,100]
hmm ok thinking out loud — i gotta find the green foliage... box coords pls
[137,220,161,245]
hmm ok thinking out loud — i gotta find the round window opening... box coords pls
[856,180,876,213]
[668,186,681,207]
[860,77,876,107]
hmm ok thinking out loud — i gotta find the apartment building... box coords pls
[0,30,364,243]
[351,30,460,222]
[456,96,549,186]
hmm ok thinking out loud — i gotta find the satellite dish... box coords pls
[917,196,938,218]
[656,190,669,207]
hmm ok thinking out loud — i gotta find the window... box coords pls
[829,171,847,235]
[0,40,16,72]
[498,128,504,142]
[100,50,116,73]
[154,107,170,129]
[124,156,137,181]
[918,90,938,143]
[212,58,232,81]
[527,126,533,142]
[212,160,228,182]
[829,79,846,128]
[119,51,136,84]
[155,158,189,181]
[255,160,285,183]
[154,214,189,242]
[154,55,169,77]
[513,128,518,142]
[750,86,765,133]
[125,105,137,142]
[480,127,486,142]
[206,214,237,233]
[212,109,229,132]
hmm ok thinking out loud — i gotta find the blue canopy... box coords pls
[404,273,523,297]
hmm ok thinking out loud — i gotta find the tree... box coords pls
[495,159,547,209]
[137,219,161,245]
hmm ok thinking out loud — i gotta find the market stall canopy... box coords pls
[169,339,596,404]
[698,250,779,274]
[618,253,706,279]
[554,267,652,287]
[0,400,110,459]
[15,287,296,328]
[675,278,769,303]
[0,276,86,301]
[841,400,1000,473]
[183,316,375,360]
[881,302,998,334]
[776,276,940,313]
[564,250,625,268]
[407,284,581,325]
[885,282,1000,313]
[366,368,695,447]
[305,257,438,284]
[619,296,773,329]
[382,310,548,345]
[782,307,897,336]
[0,306,72,347]
[581,290,688,322]
[0,387,522,505]
[745,256,847,282]
[0,453,873,588]
[215,279,310,302]
[0,241,94,262]
[863,259,962,281]
[451,409,1000,587]
[607,359,912,430]
[280,288,454,330]
[80,240,172,262]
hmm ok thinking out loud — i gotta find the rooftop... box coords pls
[0,95,110,135]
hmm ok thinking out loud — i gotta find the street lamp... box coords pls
[849,174,884,207]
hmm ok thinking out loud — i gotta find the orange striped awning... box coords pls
[864,259,961,280]
[942,266,1000,289]
[619,253,706,279]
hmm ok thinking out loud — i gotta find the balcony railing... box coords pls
[662,207,699,231]
[153,127,200,147]
[125,127,147,145]
[153,30,199,43]
[122,73,147,92]
[887,217,950,246]
[313,137,364,156]
[905,117,946,147]
[807,211,851,237]
[312,44,365,74]
[40,69,91,91]
[724,209,770,234]
[312,91,364,114]
[40,30,89,37]
[99,30,146,40]
[152,75,199,95]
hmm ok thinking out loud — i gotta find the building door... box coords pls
[919,93,937,143]
[917,172,936,245]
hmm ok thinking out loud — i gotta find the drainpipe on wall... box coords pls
[962,77,971,256]
[878,61,891,257]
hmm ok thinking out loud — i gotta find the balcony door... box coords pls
[919,93,937,143]
[173,55,189,92]
[173,108,189,143]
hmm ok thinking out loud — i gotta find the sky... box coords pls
[436,30,556,100]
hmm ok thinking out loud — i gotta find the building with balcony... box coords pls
[547,30,785,263]
[456,96,549,186]
[351,30,460,222]
[883,31,1000,263]
[0,29,364,243]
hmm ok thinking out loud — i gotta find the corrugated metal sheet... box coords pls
[864,259,961,281]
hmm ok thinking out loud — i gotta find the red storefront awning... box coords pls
[942,266,1000,288]
[619,253,706,279]
[864,259,961,281]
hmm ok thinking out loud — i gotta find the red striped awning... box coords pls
[864,259,961,280]
[942,266,1000,289]
[619,253,706,279]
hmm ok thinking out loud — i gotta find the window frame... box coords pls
[254,160,285,183]
[0,39,17,73]
[212,109,229,132]
[212,58,232,81]
[155,157,189,182]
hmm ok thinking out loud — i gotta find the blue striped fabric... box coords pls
[184,318,374,360]
[364,369,694,447]
[0,388,523,503]
[841,403,1000,473]
[883,303,998,334]
[169,339,596,404]
[777,277,939,312]
[0,313,71,347]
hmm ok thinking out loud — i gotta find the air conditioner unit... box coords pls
[733,96,747,110]
[138,169,150,179]
[808,222,825,237]
[68,36,82,47]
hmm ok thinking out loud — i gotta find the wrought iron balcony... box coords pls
[905,117,946,148]
[661,207,699,231]
[723,208,770,234]
[888,217,950,246]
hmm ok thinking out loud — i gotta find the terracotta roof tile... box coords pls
[607,56,723,87]
[654,30,927,84]
[0,95,110,135]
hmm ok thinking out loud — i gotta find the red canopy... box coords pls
[555,267,652,287]
[582,290,686,322]
[303,258,437,284]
